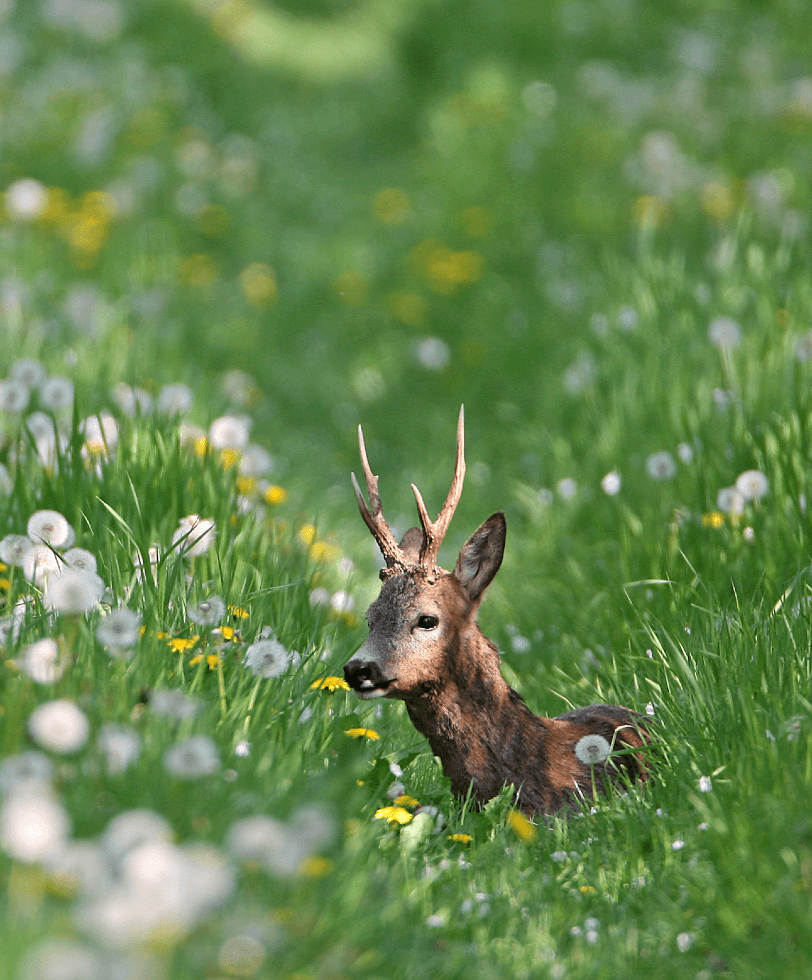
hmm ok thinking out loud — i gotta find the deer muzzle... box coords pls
[343,655,396,699]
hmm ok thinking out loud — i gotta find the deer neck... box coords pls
[402,629,547,805]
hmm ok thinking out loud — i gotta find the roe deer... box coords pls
[343,407,649,816]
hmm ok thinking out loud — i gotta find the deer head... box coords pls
[344,407,506,702]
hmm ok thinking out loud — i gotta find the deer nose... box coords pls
[344,658,391,692]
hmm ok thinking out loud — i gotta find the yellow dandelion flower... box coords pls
[168,636,200,653]
[239,262,278,308]
[394,795,420,808]
[507,809,537,843]
[374,806,413,825]
[207,654,222,670]
[0,561,8,571]
[193,436,209,458]
[236,475,256,496]
[310,541,341,563]
[310,676,350,692]
[580,885,596,895]
[632,195,670,228]
[0,578,10,591]
[220,448,241,470]
[449,833,473,844]
[229,606,250,619]
[263,485,287,506]
[190,654,204,666]
[344,728,380,741]
[220,626,236,641]
[299,856,332,878]
[700,181,735,222]
[178,253,218,288]
[422,244,483,294]
[298,524,317,546]
[702,512,725,529]
[373,187,411,225]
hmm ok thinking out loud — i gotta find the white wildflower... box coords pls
[708,316,742,349]
[735,469,769,501]
[601,471,621,495]
[25,411,59,444]
[646,451,677,480]
[698,775,713,792]
[0,533,34,566]
[234,740,251,757]
[164,735,220,778]
[0,751,54,795]
[308,587,331,607]
[28,699,90,754]
[19,938,104,980]
[574,734,611,765]
[671,839,686,851]
[63,547,98,573]
[80,412,119,458]
[645,702,656,716]
[158,383,194,415]
[556,477,577,500]
[23,545,66,586]
[221,368,257,406]
[111,383,153,416]
[27,509,74,548]
[677,442,694,464]
[717,486,745,514]
[173,515,216,557]
[40,376,75,413]
[5,178,48,221]
[97,724,142,776]
[244,638,291,678]
[133,545,161,583]
[44,840,114,897]
[208,414,250,451]
[96,608,141,652]
[20,638,66,684]
[0,378,31,413]
[11,358,45,389]
[187,595,226,626]
[676,932,695,952]
[414,337,450,371]
[238,444,274,477]
[150,689,201,720]
[43,569,105,614]
[330,590,354,614]
[101,809,174,862]
[1,790,70,862]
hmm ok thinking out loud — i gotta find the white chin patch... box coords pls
[356,687,388,700]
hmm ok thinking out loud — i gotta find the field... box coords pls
[2,1,812,978]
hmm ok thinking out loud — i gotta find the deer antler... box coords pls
[411,405,466,573]
[352,425,409,577]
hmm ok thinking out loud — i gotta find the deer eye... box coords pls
[416,614,439,630]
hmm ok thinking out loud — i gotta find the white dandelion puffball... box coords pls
[27,509,74,548]
[96,608,142,651]
[101,808,174,862]
[97,724,142,776]
[698,775,713,793]
[63,547,98,573]
[11,358,46,389]
[187,595,226,626]
[43,569,105,614]
[28,699,90,754]
[601,471,621,496]
[0,751,54,795]
[208,414,250,451]
[23,545,66,586]
[173,515,216,557]
[17,940,105,980]
[574,734,612,766]
[4,178,48,221]
[243,638,291,678]
[0,379,30,413]
[164,735,221,779]
[717,486,745,515]
[20,638,66,684]
[645,451,677,480]
[238,443,274,477]
[414,337,451,371]
[556,477,578,500]
[80,411,119,456]
[0,533,34,567]
[735,469,769,501]
[708,316,742,349]
[40,375,75,412]
[158,382,194,415]
[1,791,70,863]
[150,689,201,720]
[111,382,153,416]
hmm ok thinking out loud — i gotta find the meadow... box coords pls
[1,1,812,977]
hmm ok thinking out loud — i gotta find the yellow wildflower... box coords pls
[310,541,341,563]
[702,512,725,529]
[507,809,537,843]
[299,856,332,878]
[220,626,236,641]
[374,806,413,826]
[394,795,420,808]
[344,728,380,741]
[632,195,670,228]
[298,524,317,546]
[239,262,278,308]
[168,636,200,653]
[0,561,7,571]
[580,885,596,895]
[178,253,218,288]
[193,436,208,458]
[264,485,287,506]
[190,654,204,666]
[229,606,249,619]
[207,654,222,670]
[0,578,10,591]
[449,833,473,844]
[236,475,257,496]
[310,676,350,692]
[220,448,240,470]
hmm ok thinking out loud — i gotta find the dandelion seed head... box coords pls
[27,509,74,548]
[708,316,742,349]
[97,724,141,776]
[717,486,745,514]
[96,608,141,651]
[574,734,611,765]
[208,414,250,451]
[187,595,226,626]
[0,533,34,566]
[0,378,30,413]
[698,775,713,792]
[244,637,291,678]
[40,376,74,412]
[80,412,119,457]
[414,337,450,371]
[20,638,66,684]
[601,470,621,495]
[735,469,769,501]
[5,178,48,221]
[164,735,220,779]
[23,545,66,587]
[28,699,90,754]
[149,689,201,720]
[1,790,71,863]
[646,451,677,480]
[111,382,153,416]
[44,569,105,614]
[11,358,45,389]
[556,477,577,500]
[158,383,194,415]
[101,808,174,862]
[173,515,216,557]
[17,938,105,980]
[62,548,97,573]
[676,931,695,952]
[0,751,54,795]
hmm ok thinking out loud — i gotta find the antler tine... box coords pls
[413,405,466,570]
[353,424,407,573]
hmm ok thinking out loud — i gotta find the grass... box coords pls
[2,1,812,978]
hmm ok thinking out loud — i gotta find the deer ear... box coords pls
[398,527,425,564]
[453,512,506,602]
